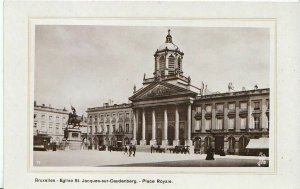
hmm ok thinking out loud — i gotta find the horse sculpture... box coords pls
[67,113,83,128]
[66,106,83,128]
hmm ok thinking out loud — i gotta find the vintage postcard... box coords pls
[3,1,300,189]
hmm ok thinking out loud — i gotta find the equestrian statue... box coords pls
[67,105,83,128]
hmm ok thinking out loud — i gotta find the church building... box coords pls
[86,30,269,155]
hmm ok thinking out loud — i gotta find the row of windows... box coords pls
[158,55,182,76]
[89,112,131,121]
[195,99,269,113]
[34,122,62,134]
[89,124,131,134]
[194,115,268,131]
[34,114,67,123]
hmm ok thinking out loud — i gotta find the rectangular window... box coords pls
[119,113,123,118]
[240,118,247,129]
[41,115,45,121]
[195,120,201,131]
[266,99,269,109]
[205,120,211,130]
[228,103,235,110]
[196,106,201,113]
[240,102,247,110]
[126,124,129,133]
[49,123,53,132]
[216,118,223,130]
[119,125,122,132]
[56,116,60,123]
[216,104,223,112]
[205,105,212,113]
[95,116,98,121]
[126,113,130,118]
[49,116,53,122]
[228,118,235,130]
[89,126,92,134]
[254,101,260,110]
[107,125,110,133]
[56,124,59,134]
[112,125,116,133]
[254,116,260,129]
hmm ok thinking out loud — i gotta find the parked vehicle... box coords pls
[33,134,51,151]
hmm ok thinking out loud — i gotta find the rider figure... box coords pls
[71,105,77,116]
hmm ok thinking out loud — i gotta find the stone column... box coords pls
[140,108,146,145]
[185,103,193,146]
[131,110,137,145]
[173,105,180,146]
[162,107,169,146]
[262,98,268,131]
[150,108,157,145]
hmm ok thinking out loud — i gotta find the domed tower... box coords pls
[154,29,184,78]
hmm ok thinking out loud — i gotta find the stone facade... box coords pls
[86,30,270,155]
[33,102,69,143]
[86,103,134,150]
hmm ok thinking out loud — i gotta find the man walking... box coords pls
[133,145,136,157]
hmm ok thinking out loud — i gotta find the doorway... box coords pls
[215,136,224,154]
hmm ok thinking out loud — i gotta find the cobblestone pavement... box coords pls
[33,150,267,167]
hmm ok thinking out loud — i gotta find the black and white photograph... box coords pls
[33,25,271,168]
[4,2,300,189]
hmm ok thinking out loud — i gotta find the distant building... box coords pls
[86,103,133,149]
[34,101,69,144]
[86,30,270,155]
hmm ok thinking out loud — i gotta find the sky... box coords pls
[35,25,270,115]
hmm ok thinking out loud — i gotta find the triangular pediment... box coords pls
[129,81,197,101]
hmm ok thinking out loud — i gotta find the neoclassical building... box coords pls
[86,30,269,155]
[86,103,134,149]
[34,101,69,143]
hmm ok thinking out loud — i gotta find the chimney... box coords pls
[34,101,37,106]
[49,104,51,108]
[42,104,45,107]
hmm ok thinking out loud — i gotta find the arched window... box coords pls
[228,137,235,154]
[204,137,212,153]
[178,58,182,72]
[239,136,249,155]
[168,55,175,75]
[159,56,165,76]
[194,137,201,149]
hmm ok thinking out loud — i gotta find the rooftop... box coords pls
[86,103,132,112]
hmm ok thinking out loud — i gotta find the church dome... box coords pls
[156,29,181,53]
[157,42,180,51]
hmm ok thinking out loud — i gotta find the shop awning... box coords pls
[246,138,269,149]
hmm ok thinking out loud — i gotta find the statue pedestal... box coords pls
[63,128,82,150]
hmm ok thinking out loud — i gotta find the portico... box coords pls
[129,82,197,147]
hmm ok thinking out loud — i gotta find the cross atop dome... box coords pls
[165,29,172,43]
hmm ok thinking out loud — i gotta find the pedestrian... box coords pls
[151,145,153,154]
[109,145,112,152]
[133,145,136,157]
[219,147,226,156]
[129,143,133,157]
[124,145,128,155]
[205,147,215,160]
